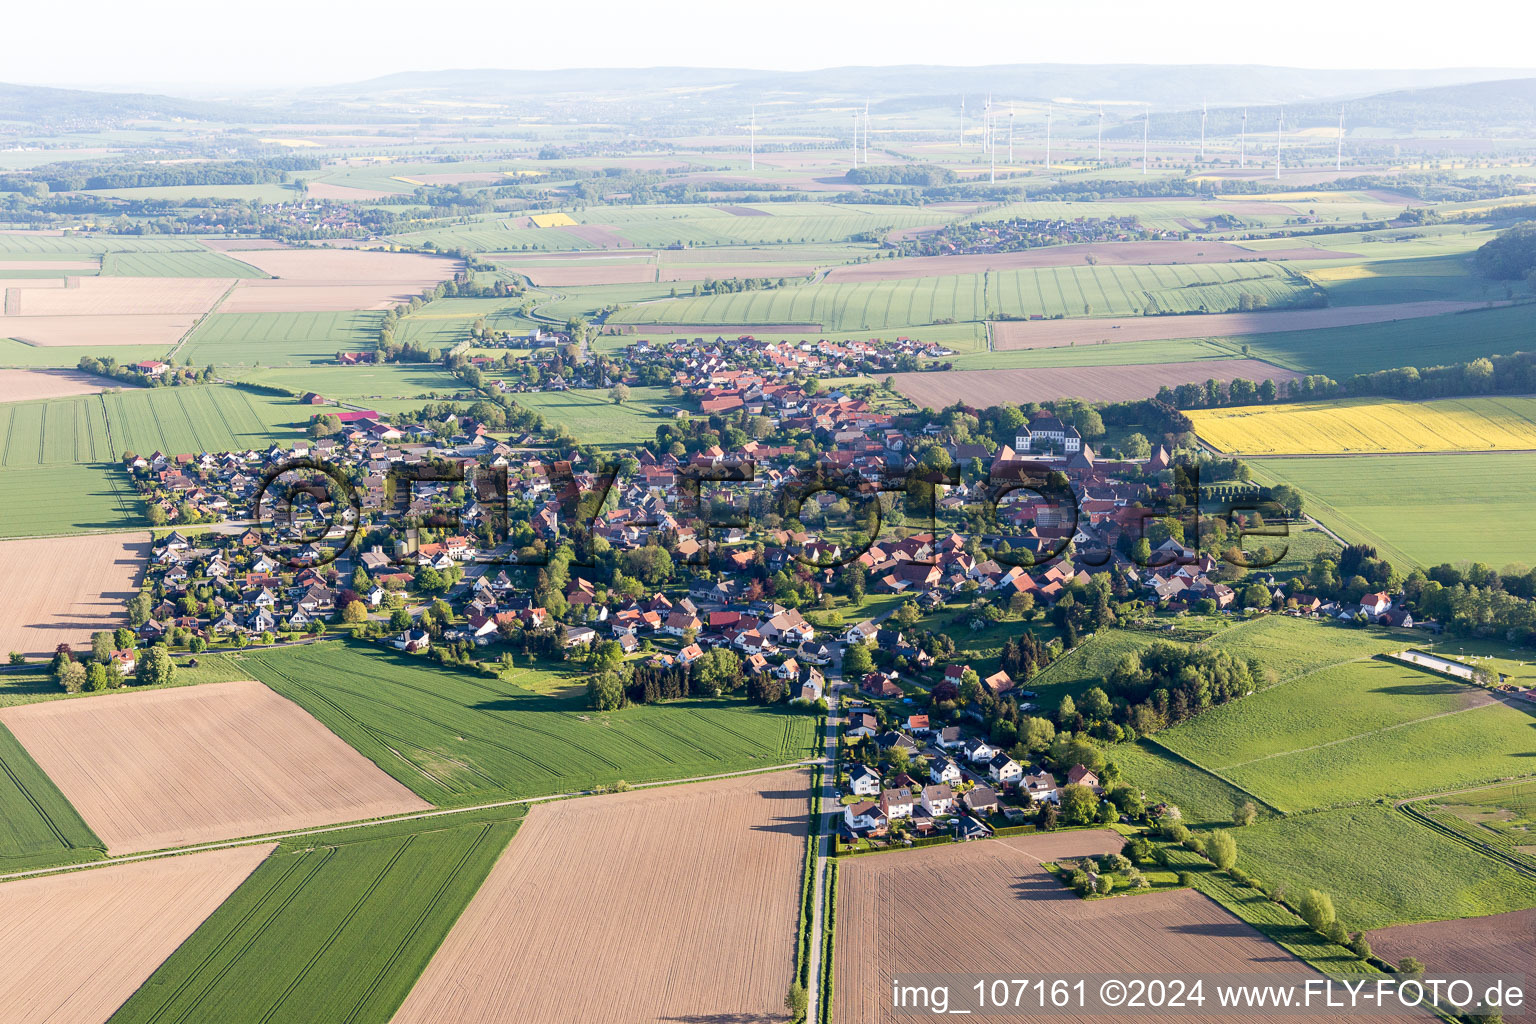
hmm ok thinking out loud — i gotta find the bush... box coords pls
[1094,874,1115,896]
[1232,801,1258,827]
[1228,866,1251,886]
[1323,919,1349,945]
[1184,836,1206,856]
[1347,933,1372,959]
[1177,871,1196,887]
[7,651,23,665]
[1206,829,1238,871]
[1298,889,1336,933]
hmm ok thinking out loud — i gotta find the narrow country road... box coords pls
[803,667,842,1023]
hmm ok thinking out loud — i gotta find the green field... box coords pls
[100,249,269,278]
[1111,740,1268,824]
[0,336,167,369]
[1411,781,1536,872]
[0,386,307,469]
[1254,452,1536,567]
[1157,658,1535,812]
[1239,303,1536,379]
[238,642,820,806]
[0,464,144,537]
[510,386,673,444]
[611,262,1316,331]
[181,310,385,366]
[0,721,105,872]
[235,363,462,400]
[108,809,520,1024]
[1234,804,1536,930]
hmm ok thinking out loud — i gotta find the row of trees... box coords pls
[51,639,174,693]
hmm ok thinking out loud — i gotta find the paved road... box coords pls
[803,676,843,1023]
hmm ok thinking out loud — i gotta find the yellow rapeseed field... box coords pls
[1189,397,1536,455]
[530,212,578,228]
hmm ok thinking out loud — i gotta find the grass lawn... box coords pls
[0,720,105,872]
[1233,804,1536,930]
[509,386,672,445]
[1253,452,1536,568]
[107,807,521,1024]
[235,642,821,806]
[1111,740,1269,825]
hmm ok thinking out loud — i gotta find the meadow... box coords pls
[1107,740,1266,824]
[610,262,1316,331]
[510,386,673,444]
[1233,805,1536,930]
[0,336,166,369]
[1253,452,1536,567]
[1190,396,1536,455]
[1410,781,1536,872]
[108,809,521,1024]
[0,720,105,873]
[180,310,385,366]
[237,642,821,806]
[235,362,462,400]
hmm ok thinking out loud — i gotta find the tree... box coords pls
[1122,432,1152,459]
[341,600,369,624]
[609,383,632,405]
[1056,694,1076,722]
[1206,829,1238,871]
[1094,874,1114,896]
[91,631,113,664]
[1395,956,1424,979]
[126,591,152,626]
[58,661,86,693]
[1020,716,1055,751]
[1298,889,1336,933]
[586,671,626,710]
[1269,483,1304,518]
[785,983,808,1018]
[894,601,920,628]
[115,627,136,651]
[1232,801,1258,827]
[134,646,176,688]
[1039,803,1059,831]
[842,643,873,676]
[1059,783,1097,825]
[84,662,111,692]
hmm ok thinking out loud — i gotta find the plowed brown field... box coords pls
[0,532,146,656]
[391,770,811,1024]
[891,359,1303,408]
[1370,908,1536,981]
[0,313,198,347]
[835,830,1410,1023]
[0,843,274,1024]
[218,249,462,312]
[0,368,107,403]
[0,679,431,855]
[3,276,231,317]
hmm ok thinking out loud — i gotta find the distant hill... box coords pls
[0,82,264,126]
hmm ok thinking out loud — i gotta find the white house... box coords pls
[848,764,881,797]
[963,737,998,764]
[879,788,915,820]
[929,756,962,786]
[1022,770,1060,803]
[844,802,887,833]
[921,784,956,816]
[988,754,1023,784]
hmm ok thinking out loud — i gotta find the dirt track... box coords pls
[989,300,1506,350]
[0,679,430,855]
[0,843,273,1024]
[891,359,1303,408]
[391,770,810,1024]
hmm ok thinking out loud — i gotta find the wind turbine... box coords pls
[852,109,859,168]
[863,100,870,164]
[1336,104,1345,171]
[1200,100,1207,162]
[1142,108,1149,175]
[748,105,756,172]
[1240,108,1248,168]
[1275,108,1284,180]
[984,93,992,153]
[1097,104,1104,162]
[1008,101,1015,164]
[1044,103,1053,172]
[960,94,966,148]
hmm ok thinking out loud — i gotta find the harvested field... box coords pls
[2,276,231,317]
[0,532,146,656]
[717,204,772,216]
[0,313,198,347]
[836,830,1402,1024]
[216,249,461,312]
[891,359,1302,407]
[562,223,631,247]
[0,844,274,1024]
[391,770,809,1024]
[0,679,431,855]
[0,260,97,271]
[828,241,1360,281]
[222,248,459,284]
[990,300,1502,350]
[219,282,437,312]
[1370,908,1535,981]
[0,368,106,403]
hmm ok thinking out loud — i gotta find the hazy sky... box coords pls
[13,0,1534,92]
